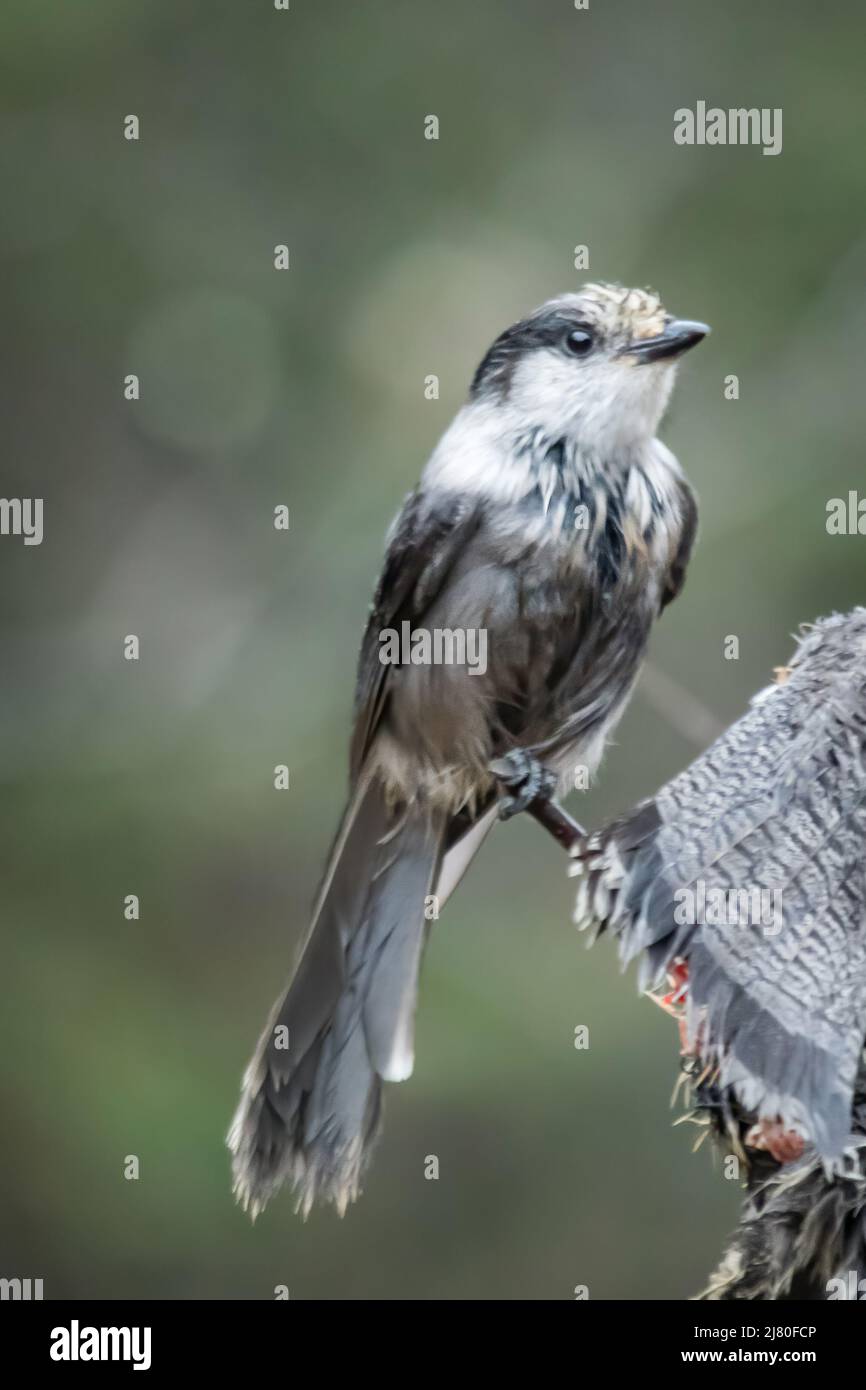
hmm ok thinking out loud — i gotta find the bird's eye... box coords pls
[564,327,594,357]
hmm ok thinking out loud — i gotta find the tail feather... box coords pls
[228,776,445,1217]
[363,820,444,1081]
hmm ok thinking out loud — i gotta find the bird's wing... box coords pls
[574,609,866,1162]
[349,488,482,780]
[661,477,698,612]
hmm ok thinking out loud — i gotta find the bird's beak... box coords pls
[619,319,710,364]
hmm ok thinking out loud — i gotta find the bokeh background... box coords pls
[2,0,865,1300]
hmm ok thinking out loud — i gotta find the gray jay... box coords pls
[228,282,708,1216]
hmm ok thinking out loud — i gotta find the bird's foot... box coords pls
[490,749,558,821]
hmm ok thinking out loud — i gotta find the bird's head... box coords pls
[471,283,709,453]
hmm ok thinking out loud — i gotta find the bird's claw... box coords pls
[490,749,558,821]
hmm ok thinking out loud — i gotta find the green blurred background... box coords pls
[2,0,864,1299]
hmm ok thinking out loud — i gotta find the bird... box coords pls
[571,608,866,1297]
[228,282,709,1217]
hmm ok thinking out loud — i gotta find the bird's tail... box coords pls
[228,773,446,1217]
